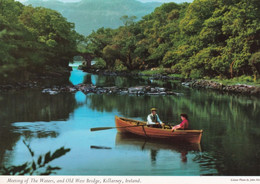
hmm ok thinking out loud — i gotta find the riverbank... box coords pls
[1,66,260,96]
[0,66,72,92]
[182,80,260,95]
[81,68,260,96]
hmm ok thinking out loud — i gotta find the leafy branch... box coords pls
[0,140,70,175]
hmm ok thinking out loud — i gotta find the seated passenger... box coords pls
[171,113,189,131]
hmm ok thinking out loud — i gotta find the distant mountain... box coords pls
[23,0,163,35]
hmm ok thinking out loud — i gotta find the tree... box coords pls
[85,0,260,79]
[120,15,137,27]
[249,52,260,81]
[0,0,81,82]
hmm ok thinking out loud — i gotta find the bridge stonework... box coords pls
[78,53,94,68]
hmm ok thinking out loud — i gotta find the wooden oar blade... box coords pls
[90,145,112,150]
[91,125,145,132]
[90,127,114,131]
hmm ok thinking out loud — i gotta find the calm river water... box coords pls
[0,65,259,176]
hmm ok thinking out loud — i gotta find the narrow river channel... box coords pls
[0,63,259,176]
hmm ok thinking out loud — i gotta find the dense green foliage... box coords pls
[0,0,80,82]
[86,0,260,79]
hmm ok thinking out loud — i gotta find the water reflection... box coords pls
[82,73,150,88]
[0,89,78,169]
[86,92,260,130]
[0,67,260,176]
[116,132,202,165]
[0,90,77,123]
[150,149,158,165]
[115,132,204,173]
[85,90,260,175]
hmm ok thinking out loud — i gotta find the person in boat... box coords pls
[147,108,165,128]
[171,113,189,131]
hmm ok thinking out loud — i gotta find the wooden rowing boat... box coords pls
[115,116,203,144]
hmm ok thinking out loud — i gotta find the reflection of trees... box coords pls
[83,74,187,90]
[0,130,20,168]
[86,94,178,120]
[0,90,77,168]
[0,90,77,123]
[83,74,92,84]
[87,90,260,175]
[86,91,260,127]
[83,74,150,87]
[177,91,260,175]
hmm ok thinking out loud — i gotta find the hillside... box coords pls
[24,0,162,35]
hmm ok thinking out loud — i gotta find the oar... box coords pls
[90,145,112,149]
[90,125,145,132]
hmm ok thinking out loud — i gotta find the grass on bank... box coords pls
[140,68,183,78]
[141,69,260,87]
[208,75,260,87]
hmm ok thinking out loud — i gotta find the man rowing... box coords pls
[147,108,165,128]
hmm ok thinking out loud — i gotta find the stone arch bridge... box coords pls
[74,53,94,68]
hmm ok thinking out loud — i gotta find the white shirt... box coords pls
[147,114,162,125]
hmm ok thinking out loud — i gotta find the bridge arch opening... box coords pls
[71,53,94,69]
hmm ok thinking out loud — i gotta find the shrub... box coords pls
[92,58,106,69]
[114,59,127,72]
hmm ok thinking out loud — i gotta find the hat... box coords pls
[151,108,157,111]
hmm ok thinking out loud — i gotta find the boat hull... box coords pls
[115,116,203,144]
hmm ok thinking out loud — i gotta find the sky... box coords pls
[17,0,193,3]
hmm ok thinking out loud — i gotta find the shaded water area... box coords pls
[0,64,260,176]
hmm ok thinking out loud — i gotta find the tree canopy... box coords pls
[0,0,81,82]
[86,0,260,79]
